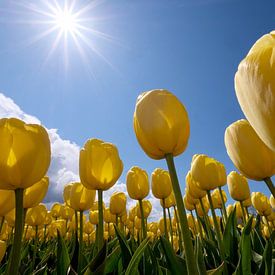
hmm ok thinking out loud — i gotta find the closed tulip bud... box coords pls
[266,212,275,222]
[0,190,15,217]
[234,202,243,219]
[243,197,252,207]
[129,206,137,222]
[134,216,142,230]
[136,200,152,219]
[227,171,250,201]
[235,31,275,151]
[226,204,234,215]
[183,195,195,211]
[91,201,106,211]
[191,154,226,191]
[0,240,6,262]
[270,195,275,209]
[60,205,74,220]
[5,208,15,227]
[133,89,190,159]
[252,192,272,216]
[0,118,51,190]
[225,120,275,180]
[160,192,176,208]
[44,211,52,225]
[50,219,66,237]
[263,226,270,239]
[211,189,227,209]
[187,214,195,229]
[84,221,94,235]
[63,184,73,207]
[151,168,172,199]
[186,171,206,199]
[147,231,155,242]
[89,211,99,225]
[104,208,116,223]
[23,176,49,209]
[70,182,96,211]
[51,203,62,219]
[185,191,199,206]
[26,204,47,226]
[109,192,127,216]
[126,166,149,200]
[79,139,123,191]
[148,222,158,234]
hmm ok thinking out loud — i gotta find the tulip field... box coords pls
[0,32,275,275]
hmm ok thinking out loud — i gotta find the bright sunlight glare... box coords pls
[54,8,77,34]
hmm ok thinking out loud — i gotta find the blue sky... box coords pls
[0,0,274,214]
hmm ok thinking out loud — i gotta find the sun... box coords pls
[54,7,77,34]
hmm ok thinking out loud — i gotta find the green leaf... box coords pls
[194,237,207,275]
[256,240,272,275]
[114,224,132,269]
[160,236,187,275]
[206,262,224,275]
[56,230,70,275]
[125,238,150,275]
[84,241,107,275]
[104,246,121,274]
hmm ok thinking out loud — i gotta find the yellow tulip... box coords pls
[5,208,15,227]
[0,240,6,262]
[84,221,94,234]
[134,216,142,230]
[69,182,96,211]
[270,195,275,209]
[185,171,206,199]
[63,184,73,207]
[79,139,123,191]
[251,192,272,216]
[60,205,74,220]
[160,192,176,208]
[133,89,190,159]
[227,171,250,201]
[151,168,172,199]
[89,210,99,225]
[91,201,106,211]
[104,208,116,223]
[126,166,149,200]
[190,154,226,191]
[23,176,49,209]
[44,211,53,225]
[0,118,51,190]
[25,204,47,227]
[109,192,127,216]
[211,189,227,209]
[226,204,234,216]
[183,195,195,211]
[158,218,170,234]
[0,190,15,217]
[49,219,66,237]
[243,197,252,207]
[187,214,196,230]
[51,203,62,219]
[225,119,275,180]
[129,206,137,222]
[148,222,158,234]
[136,200,152,219]
[235,31,275,151]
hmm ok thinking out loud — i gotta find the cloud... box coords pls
[0,92,163,220]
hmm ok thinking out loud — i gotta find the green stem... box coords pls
[240,201,247,224]
[173,206,184,252]
[167,207,174,248]
[190,211,197,236]
[116,215,118,227]
[264,177,275,198]
[218,187,228,222]
[31,225,38,272]
[194,205,203,238]
[165,154,198,275]
[98,190,104,250]
[78,211,83,275]
[207,190,227,273]
[6,188,24,275]
[138,199,147,239]
[199,198,212,239]
[74,210,78,240]
[162,200,169,240]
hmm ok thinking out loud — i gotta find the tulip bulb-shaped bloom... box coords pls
[126,166,149,200]
[226,204,234,216]
[235,31,275,152]
[69,182,96,211]
[25,204,47,227]
[183,195,195,211]
[252,192,272,216]
[79,139,123,191]
[151,168,172,199]
[133,89,190,159]
[129,206,137,222]
[186,171,206,199]
[63,184,73,207]
[243,197,252,207]
[23,176,49,209]
[0,190,15,217]
[191,154,226,191]
[91,201,106,211]
[104,208,116,223]
[136,200,152,219]
[211,189,227,209]
[160,192,176,209]
[270,195,275,209]
[5,208,15,227]
[158,218,170,234]
[109,192,127,216]
[89,211,99,225]
[227,171,250,201]
[51,203,62,219]
[225,119,275,181]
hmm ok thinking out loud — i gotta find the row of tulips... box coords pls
[0,30,275,274]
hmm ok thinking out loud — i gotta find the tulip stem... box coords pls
[239,201,247,223]
[162,200,169,240]
[138,199,147,239]
[190,211,197,236]
[98,190,104,250]
[218,187,228,222]
[173,206,184,252]
[6,188,24,275]
[165,154,198,275]
[264,177,275,198]
[167,207,174,248]
[199,198,212,239]
[74,210,78,240]
[78,211,83,275]
[194,205,203,238]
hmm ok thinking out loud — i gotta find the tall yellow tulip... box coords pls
[151,168,172,199]
[109,192,127,220]
[25,204,47,227]
[133,89,198,274]
[235,31,275,152]
[0,190,15,217]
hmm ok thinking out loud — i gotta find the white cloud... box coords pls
[0,92,163,220]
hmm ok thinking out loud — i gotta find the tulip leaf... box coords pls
[234,216,253,275]
[70,234,79,273]
[125,238,150,275]
[256,240,272,275]
[159,236,187,275]
[114,224,132,269]
[206,262,224,275]
[194,236,207,275]
[104,246,121,274]
[56,230,70,275]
